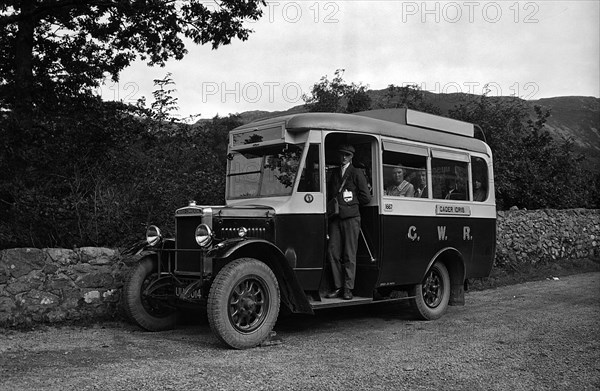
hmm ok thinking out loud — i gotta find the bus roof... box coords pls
[232,109,490,155]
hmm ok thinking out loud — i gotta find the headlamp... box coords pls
[146,225,162,246]
[195,224,213,247]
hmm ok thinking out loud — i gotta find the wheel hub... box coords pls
[228,277,269,333]
[240,297,256,313]
[422,270,442,308]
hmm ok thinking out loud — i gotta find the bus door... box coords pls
[323,132,380,297]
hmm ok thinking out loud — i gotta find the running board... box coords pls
[310,295,416,310]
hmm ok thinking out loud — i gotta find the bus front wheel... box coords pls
[123,256,178,331]
[410,261,450,320]
[207,258,280,349]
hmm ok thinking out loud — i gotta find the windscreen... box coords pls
[231,126,283,147]
[227,143,304,199]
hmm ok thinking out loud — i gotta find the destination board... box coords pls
[435,204,471,216]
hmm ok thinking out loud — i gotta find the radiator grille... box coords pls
[175,216,203,274]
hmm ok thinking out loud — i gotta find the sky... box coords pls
[99,0,600,120]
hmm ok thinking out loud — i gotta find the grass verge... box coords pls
[469,257,600,291]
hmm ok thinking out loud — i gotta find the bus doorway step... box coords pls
[310,296,373,309]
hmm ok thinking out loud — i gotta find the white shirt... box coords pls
[341,162,350,177]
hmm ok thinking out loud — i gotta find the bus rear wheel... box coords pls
[410,261,450,320]
[207,258,280,349]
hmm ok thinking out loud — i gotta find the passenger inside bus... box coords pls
[472,157,488,202]
[384,166,415,197]
[474,178,487,202]
[413,170,428,198]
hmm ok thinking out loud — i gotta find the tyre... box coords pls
[207,258,280,349]
[410,261,450,320]
[123,256,178,331]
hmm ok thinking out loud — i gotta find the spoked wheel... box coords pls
[208,258,280,349]
[229,277,271,332]
[410,261,450,320]
[123,256,178,331]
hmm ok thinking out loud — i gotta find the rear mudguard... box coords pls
[209,239,314,315]
[425,247,466,306]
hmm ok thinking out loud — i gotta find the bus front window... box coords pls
[227,144,304,199]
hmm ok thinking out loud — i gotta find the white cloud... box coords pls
[106,1,600,118]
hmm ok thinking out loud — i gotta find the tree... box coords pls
[303,69,371,113]
[448,89,597,209]
[377,84,441,115]
[0,92,245,248]
[148,72,180,133]
[0,61,245,248]
[0,0,266,124]
[345,85,372,114]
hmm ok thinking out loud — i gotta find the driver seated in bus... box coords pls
[385,166,415,197]
[444,177,466,200]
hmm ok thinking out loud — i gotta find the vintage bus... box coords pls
[124,108,496,349]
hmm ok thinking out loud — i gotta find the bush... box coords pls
[0,95,240,249]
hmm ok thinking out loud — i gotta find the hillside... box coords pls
[532,96,599,153]
[229,92,599,168]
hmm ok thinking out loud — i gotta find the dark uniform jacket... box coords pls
[328,164,371,219]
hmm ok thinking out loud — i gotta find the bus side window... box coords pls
[298,144,320,192]
[432,158,469,201]
[382,150,426,197]
[472,157,488,202]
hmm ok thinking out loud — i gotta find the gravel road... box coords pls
[1,272,599,391]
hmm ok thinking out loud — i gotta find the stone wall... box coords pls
[1,209,598,327]
[0,247,129,326]
[495,208,599,266]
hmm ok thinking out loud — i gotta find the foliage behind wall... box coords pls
[1,71,598,249]
[0,93,241,249]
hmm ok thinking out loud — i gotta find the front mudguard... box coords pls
[122,249,157,267]
[122,239,175,268]
[208,238,313,315]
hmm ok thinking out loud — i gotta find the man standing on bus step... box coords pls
[326,144,372,300]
